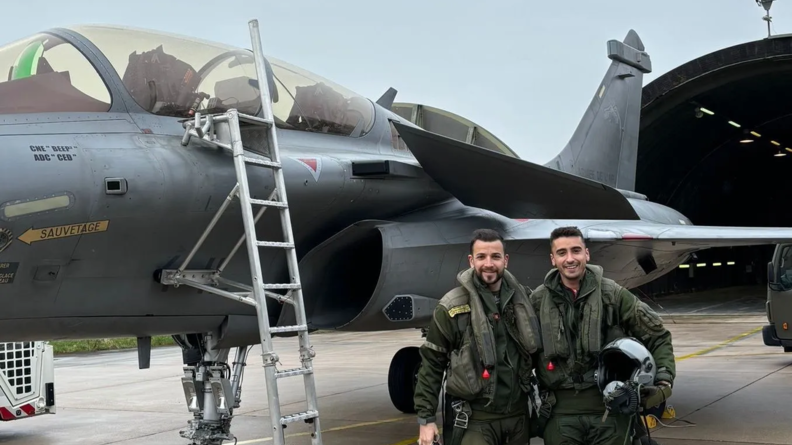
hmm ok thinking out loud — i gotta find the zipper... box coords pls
[563,303,576,363]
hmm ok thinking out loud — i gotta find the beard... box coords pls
[477,268,504,284]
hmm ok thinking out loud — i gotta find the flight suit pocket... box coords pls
[506,415,527,443]
[445,333,485,400]
[542,305,570,360]
[535,355,566,390]
[635,304,665,336]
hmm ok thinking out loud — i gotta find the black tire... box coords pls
[388,346,422,413]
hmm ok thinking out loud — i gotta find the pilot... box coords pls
[413,228,543,445]
[528,226,675,445]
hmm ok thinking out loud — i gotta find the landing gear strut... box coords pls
[388,346,422,413]
[174,331,251,445]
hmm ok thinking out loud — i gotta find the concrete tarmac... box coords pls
[0,285,789,445]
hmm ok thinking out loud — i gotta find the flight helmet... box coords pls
[596,337,656,392]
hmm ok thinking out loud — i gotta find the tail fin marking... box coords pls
[545,29,650,192]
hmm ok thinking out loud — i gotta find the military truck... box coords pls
[763,243,792,352]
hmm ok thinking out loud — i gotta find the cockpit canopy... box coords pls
[0,25,376,138]
[0,32,112,114]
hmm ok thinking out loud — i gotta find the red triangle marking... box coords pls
[297,158,317,172]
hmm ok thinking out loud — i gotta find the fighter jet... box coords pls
[0,23,789,443]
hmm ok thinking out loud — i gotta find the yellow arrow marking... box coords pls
[17,220,109,245]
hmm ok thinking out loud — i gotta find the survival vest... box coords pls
[531,264,627,392]
[438,268,542,406]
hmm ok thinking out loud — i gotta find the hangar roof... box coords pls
[637,33,792,227]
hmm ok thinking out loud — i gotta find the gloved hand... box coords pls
[640,384,672,408]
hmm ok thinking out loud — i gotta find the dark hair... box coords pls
[469,228,504,254]
[550,226,585,248]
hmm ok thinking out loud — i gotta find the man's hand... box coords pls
[419,423,440,445]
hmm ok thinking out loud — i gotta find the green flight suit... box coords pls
[414,267,542,445]
[529,264,675,445]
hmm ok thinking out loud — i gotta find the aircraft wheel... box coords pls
[388,346,421,413]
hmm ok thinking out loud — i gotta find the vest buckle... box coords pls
[450,400,470,429]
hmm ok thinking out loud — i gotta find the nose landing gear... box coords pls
[387,346,422,413]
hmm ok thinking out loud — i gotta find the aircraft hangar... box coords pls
[634,32,792,295]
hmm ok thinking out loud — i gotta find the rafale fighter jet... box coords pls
[1,23,791,443]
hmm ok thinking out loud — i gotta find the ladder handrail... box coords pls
[248,20,323,444]
[159,19,323,445]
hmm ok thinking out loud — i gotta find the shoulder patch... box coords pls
[448,304,471,318]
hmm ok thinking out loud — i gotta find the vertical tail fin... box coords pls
[544,29,651,191]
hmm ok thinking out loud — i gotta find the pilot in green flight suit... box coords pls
[413,228,543,445]
[529,226,675,445]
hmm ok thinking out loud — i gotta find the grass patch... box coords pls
[48,330,337,355]
[50,336,176,355]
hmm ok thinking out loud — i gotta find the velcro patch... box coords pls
[448,304,471,318]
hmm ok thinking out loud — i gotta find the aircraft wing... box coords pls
[391,122,641,220]
[580,221,792,249]
[506,220,792,287]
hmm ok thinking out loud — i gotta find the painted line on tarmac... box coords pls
[390,439,421,445]
[677,326,762,361]
[236,416,410,444]
[703,352,782,358]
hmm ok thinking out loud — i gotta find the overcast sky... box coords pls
[2,0,786,163]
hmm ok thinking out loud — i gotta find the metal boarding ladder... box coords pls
[162,19,322,445]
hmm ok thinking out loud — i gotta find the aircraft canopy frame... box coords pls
[0,25,377,139]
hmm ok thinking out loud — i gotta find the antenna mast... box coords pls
[756,0,776,38]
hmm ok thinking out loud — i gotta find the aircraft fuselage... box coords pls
[0,110,451,341]
[0,108,698,344]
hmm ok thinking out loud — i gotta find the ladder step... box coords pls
[249,199,288,208]
[238,113,274,127]
[275,367,313,378]
[270,324,307,334]
[256,241,294,248]
[243,156,281,168]
[263,283,301,290]
[281,410,319,425]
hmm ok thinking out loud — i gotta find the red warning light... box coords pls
[482,369,490,379]
[547,362,555,371]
